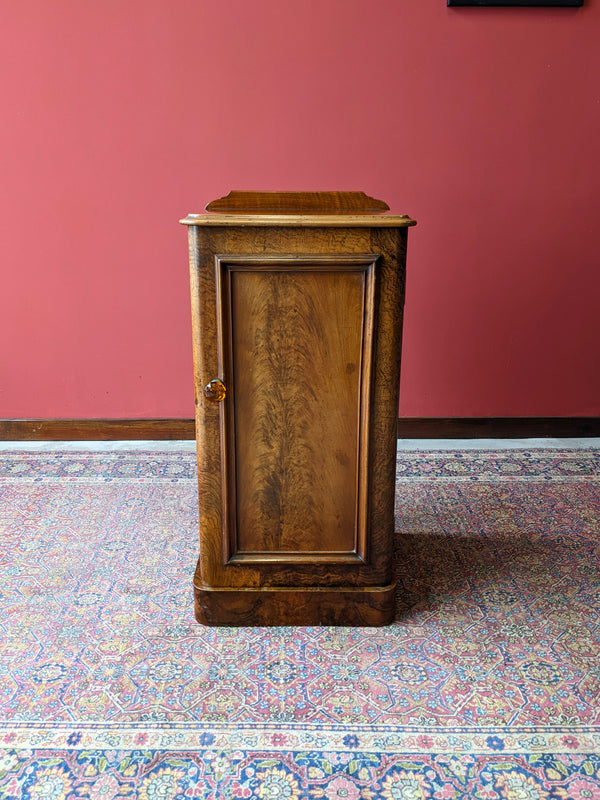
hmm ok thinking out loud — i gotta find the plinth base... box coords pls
[193,583,397,627]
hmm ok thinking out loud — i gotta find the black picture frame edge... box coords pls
[447,0,583,6]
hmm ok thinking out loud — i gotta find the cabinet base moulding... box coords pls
[193,583,397,627]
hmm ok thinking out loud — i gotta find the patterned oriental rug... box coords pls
[0,448,599,799]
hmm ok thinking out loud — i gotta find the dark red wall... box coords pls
[1,0,599,418]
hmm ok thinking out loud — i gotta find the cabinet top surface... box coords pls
[180,191,416,227]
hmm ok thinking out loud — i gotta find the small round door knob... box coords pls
[204,378,226,402]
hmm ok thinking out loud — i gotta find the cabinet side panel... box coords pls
[226,267,366,557]
[187,227,229,587]
[367,227,408,585]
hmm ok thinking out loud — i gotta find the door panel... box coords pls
[215,255,377,565]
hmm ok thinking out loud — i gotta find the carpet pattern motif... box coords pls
[1,448,599,798]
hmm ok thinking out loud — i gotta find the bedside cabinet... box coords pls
[181,191,415,625]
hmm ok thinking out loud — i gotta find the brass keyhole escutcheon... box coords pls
[204,378,226,402]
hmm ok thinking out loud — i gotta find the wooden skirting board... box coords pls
[397,417,600,439]
[0,419,196,441]
[0,418,599,441]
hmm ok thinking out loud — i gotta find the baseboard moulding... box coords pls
[396,417,600,439]
[0,419,196,441]
[1,417,599,441]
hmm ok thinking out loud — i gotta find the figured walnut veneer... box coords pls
[182,192,415,626]
[205,190,390,214]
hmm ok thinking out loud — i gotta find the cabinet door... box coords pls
[214,254,378,568]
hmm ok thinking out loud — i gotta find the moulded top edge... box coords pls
[179,213,416,227]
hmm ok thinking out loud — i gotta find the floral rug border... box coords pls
[2,724,600,755]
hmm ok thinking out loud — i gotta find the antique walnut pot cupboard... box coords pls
[181,192,416,626]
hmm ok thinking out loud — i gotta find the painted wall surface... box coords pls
[1,0,599,419]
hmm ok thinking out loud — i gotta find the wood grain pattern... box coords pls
[0,419,196,440]
[181,213,415,227]
[205,190,390,214]
[194,584,397,626]
[184,194,414,625]
[216,256,377,563]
